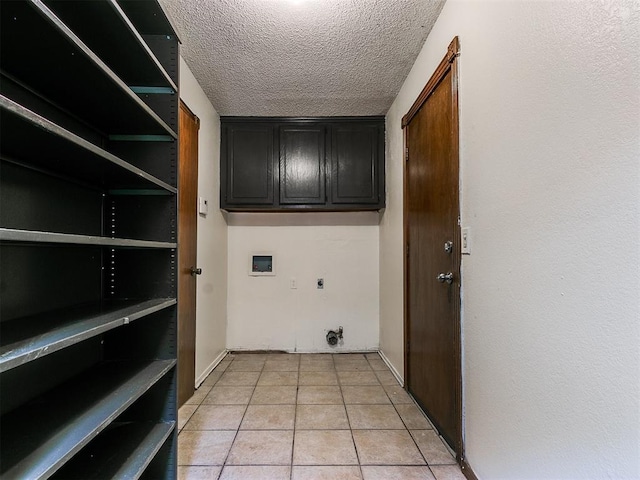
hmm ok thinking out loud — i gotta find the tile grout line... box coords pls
[216,355,265,479]
[389,385,431,468]
[355,354,430,474]
[401,384,461,469]
[290,355,301,480]
[337,353,366,480]
[374,354,442,470]
[180,358,231,434]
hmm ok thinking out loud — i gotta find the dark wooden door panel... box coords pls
[178,101,198,407]
[330,124,379,204]
[405,38,461,454]
[225,124,274,205]
[280,126,325,204]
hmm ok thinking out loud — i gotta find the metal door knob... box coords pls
[437,272,454,284]
[190,267,202,276]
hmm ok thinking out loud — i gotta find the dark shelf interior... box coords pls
[43,0,177,91]
[0,359,176,479]
[0,96,176,193]
[51,421,175,480]
[117,0,179,36]
[1,159,177,243]
[0,299,176,373]
[0,0,176,138]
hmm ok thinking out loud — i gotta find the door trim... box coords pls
[402,37,460,127]
[181,100,200,128]
[402,36,463,461]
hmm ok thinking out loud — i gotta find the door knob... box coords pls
[437,272,454,284]
[190,267,202,276]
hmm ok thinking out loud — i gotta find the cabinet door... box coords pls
[280,125,325,205]
[223,124,275,206]
[329,123,382,205]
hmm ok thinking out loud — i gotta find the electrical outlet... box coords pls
[461,227,471,254]
[290,278,297,289]
[198,197,208,216]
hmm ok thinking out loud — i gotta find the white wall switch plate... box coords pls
[198,197,208,216]
[461,227,471,254]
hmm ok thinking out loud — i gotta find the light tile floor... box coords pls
[178,353,466,480]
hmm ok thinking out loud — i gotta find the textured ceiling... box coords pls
[159,0,445,116]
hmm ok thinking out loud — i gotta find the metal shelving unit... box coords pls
[0,0,176,138]
[51,421,176,480]
[0,299,176,373]
[118,0,181,38]
[0,228,177,248]
[0,95,176,192]
[0,360,176,479]
[42,0,177,91]
[0,0,179,478]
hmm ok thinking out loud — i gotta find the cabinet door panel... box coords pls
[330,124,380,204]
[226,125,274,205]
[280,126,325,205]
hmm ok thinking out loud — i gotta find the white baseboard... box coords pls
[195,349,229,389]
[378,350,405,387]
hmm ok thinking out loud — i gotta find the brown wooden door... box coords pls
[178,101,199,407]
[404,38,461,454]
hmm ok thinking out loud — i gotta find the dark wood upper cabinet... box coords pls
[280,125,326,205]
[329,123,382,205]
[222,123,275,205]
[221,117,384,211]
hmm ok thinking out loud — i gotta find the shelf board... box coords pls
[0,359,176,479]
[0,228,177,249]
[117,0,180,38]
[42,0,177,91]
[0,0,176,138]
[51,421,175,480]
[0,95,176,193]
[0,298,176,373]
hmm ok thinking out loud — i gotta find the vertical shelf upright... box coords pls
[0,1,180,478]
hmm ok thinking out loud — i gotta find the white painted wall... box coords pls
[227,213,379,352]
[378,118,405,377]
[179,58,228,383]
[380,0,640,478]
